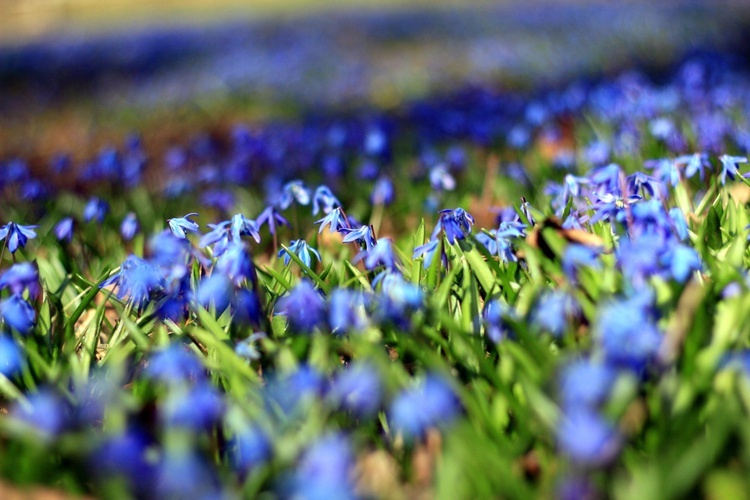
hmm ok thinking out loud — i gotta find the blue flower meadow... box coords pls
[1,9,750,498]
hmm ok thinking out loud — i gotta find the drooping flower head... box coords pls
[278,240,321,268]
[167,213,199,239]
[433,208,475,244]
[0,222,37,253]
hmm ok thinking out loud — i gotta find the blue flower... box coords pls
[676,152,710,180]
[429,165,456,192]
[230,213,260,243]
[162,383,225,431]
[329,363,382,417]
[660,244,701,283]
[215,243,256,287]
[100,255,165,309]
[149,230,190,269]
[256,206,289,236]
[264,365,326,415]
[144,343,205,384]
[154,448,222,500]
[341,224,377,251]
[167,212,200,239]
[279,240,321,268]
[234,332,265,360]
[0,262,41,300]
[275,280,326,334]
[328,288,369,334]
[199,221,232,256]
[291,434,355,500]
[0,335,23,377]
[562,244,601,280]
[12,389,68,438]
[91,429,154,496]
[531,291,579,337]
[413,239,440,268]
[559,359,617,408]
[312,185,341,216]
[482,299,516,343]
[120,212,140,241]
[279,180,311,209]
[595,294,662,370]
[232,290,263,327]
[669,207,690,241]
[83,197,109,224]
[0,294,35,334]
[54,217,75,242]
[316,207,347,234]
[354,238,398,271]
[390,374,460,440]
[371,176,395,205]
[0,222,37,253]
[476,221,525,262]
[195,274,233,314]
[230,426,272,474]
[719,154,749,184]
[557,409,620,466]
[433,208,475,244]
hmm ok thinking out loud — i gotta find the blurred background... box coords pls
[1,0,750,160]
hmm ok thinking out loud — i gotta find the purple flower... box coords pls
[12,390,68,438]
[595,293,662,370]
[54,217,75,242]
[0,294,36,334]
[275,280,326,334]
[719,154,749,184]
[83,197,109,224]
[559,359,617,408]
[231,213,260,243]
[433,208,475,244]
[199,221,232,256]
[0,222,37,253]
[562,244,601,280]
[100,255,165,309]
[413,239,440,268]
[215,243,256,287]
[316,207,347,234]
[0,335,23,376]
[390,374,460,440]
[341,224,377,251]
[0,262,41,300]
[279,240,321,268]
[557,409,620,466]
[328,288,369,334]
[482,299,516,343]
[230,426,272,474]
[120,212,140,241]
[371,176,395,205]
[144,343,205,384]
[91,429,154,496]
[660,244,701,283]
[329,363,382,416]
[162,383,225,431]
[256,206,289,236]
[531,291,579,337]
[167,213,199,239]
[195,273,233,314]
[476,221,525,262]
[312,185,341,216]
[279,180,311,209]
[291,434,355,500]
[354,238,398,271]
